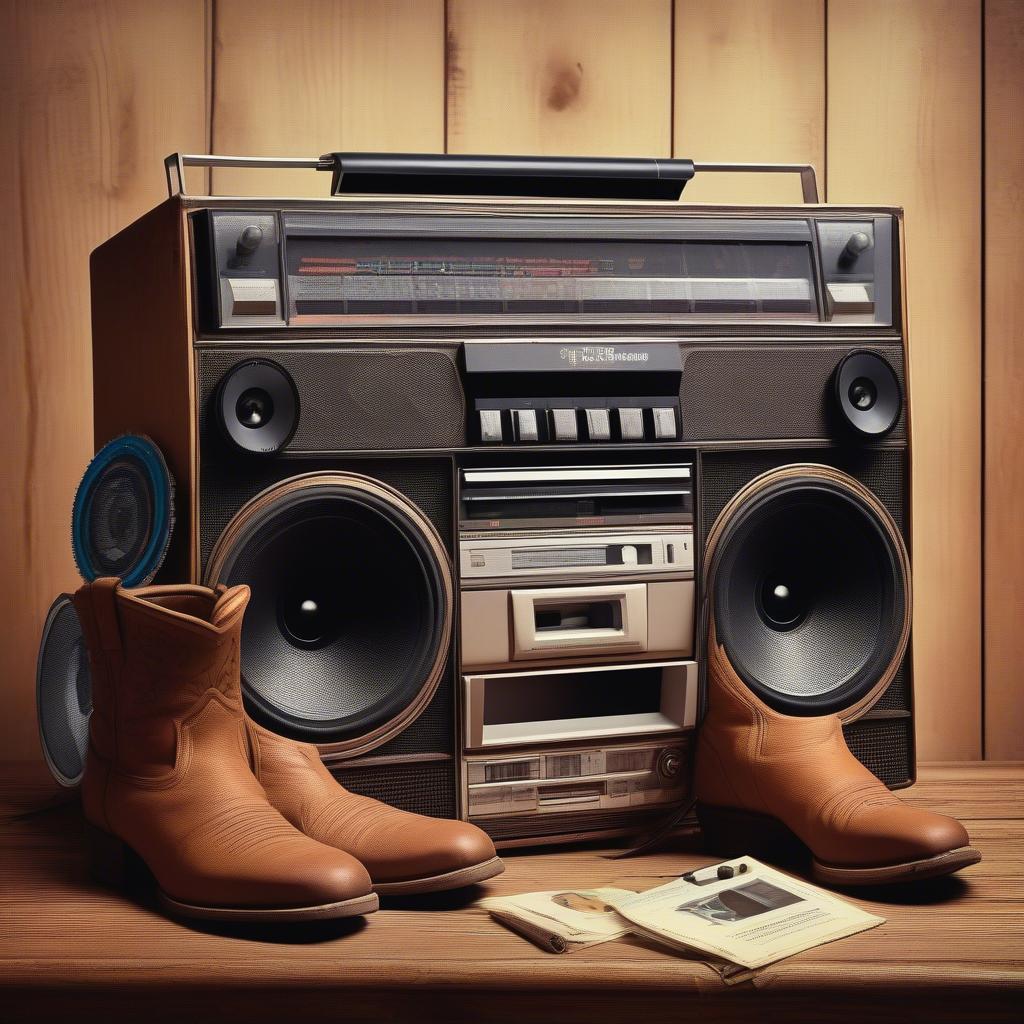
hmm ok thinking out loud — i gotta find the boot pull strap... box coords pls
[90,577,123,651]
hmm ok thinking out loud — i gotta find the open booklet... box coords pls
[479,857,883,979]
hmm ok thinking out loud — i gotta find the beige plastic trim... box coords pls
[510,584,647,660]
[463,660,697,750]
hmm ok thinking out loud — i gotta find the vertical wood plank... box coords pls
[211,0,445,196]
[984,0,1024,759]
[829,1,982,759]
[0,0,209,761]
[674,0,825,203]
[447,0,672,156]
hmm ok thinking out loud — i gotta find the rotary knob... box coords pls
[838,230,872,269]
[658,747,683,779]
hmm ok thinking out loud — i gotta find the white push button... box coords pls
[513,409,539,442]
[479,409,503,444]
[621,545,638,565]
[617,407,644,441]
[652,407,678,440]
[228,277,279,315]
[551,408,578,442]
[585,409,611,441]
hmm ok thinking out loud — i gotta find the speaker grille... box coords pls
[701,447,906,536]
[330,758,456,818]
[681,344,906,442]
[844,716,914,788]
[197,347,465,452]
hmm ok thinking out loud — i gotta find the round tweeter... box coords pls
[71,434,175,587]
[216,359,298,455]
[832,350,902,438]
[205,472,453,757]
[705,464,910,721]
[36,595,92,787]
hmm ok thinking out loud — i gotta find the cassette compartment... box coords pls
[463,660,697,749]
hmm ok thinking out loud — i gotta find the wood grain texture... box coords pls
[983,0,1024,759]
[1,762,1020,1023]
[674,0,825,203]
[828,0,983,760]
[210,0,444,197]
[0,0,208,763]
[447,0,672,156]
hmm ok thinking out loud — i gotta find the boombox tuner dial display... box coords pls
[478,405,679,444]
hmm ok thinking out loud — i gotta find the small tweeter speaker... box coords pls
[832,350,902,438]
[206,472,453,756]
[72,434,174,586]
[36,595,91,787]
[706,464,910,722]
[216,359,299,454]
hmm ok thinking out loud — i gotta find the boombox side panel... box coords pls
[90,198,195,581]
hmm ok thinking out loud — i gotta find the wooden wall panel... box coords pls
[447,0,672,156]
[674,0,824,203]
[829,1,982,760]
[211,0,444,197]
[0,0,209,761]
[984,0,1024,760]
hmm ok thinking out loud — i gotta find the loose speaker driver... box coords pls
[705,464,911,721]
[36,595,91,787]
[72,434,175,587]
[205,472,453,757]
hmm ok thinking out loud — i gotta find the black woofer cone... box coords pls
[706,465,910,720]
[833,350,902,438]
[205,473,452,755]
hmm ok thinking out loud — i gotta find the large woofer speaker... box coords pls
[206,472,453,757]
[705,464,911,721]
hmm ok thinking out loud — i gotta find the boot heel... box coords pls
[696,803,808,865]
[84,821,153,893]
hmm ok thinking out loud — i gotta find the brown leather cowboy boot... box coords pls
[246,720,504,894]
[73,578,378,922]
[695,630,981,886]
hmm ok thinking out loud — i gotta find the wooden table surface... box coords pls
[1,760,1021,1023]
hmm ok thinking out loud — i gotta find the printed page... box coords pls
[605,858,884,969]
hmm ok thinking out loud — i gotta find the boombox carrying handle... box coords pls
[165,153,819,203]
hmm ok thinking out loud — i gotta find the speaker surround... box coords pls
[705,464,911,722]
[205,472,453,758]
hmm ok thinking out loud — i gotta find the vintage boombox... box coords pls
[73,153,913,847]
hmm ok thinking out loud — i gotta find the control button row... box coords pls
[479,406,678,444]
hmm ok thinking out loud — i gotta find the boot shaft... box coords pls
[73,578,250,775]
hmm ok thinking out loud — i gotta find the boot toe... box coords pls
[846,805,972,866]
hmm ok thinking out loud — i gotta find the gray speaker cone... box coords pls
[36,595,91,787]
[710,471,909,717]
